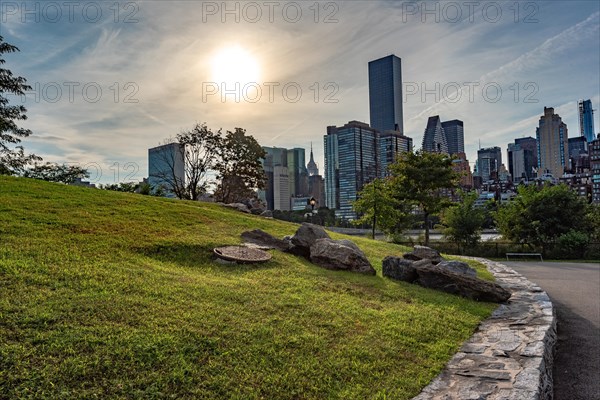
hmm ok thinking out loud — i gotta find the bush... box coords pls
[557,231,589,259]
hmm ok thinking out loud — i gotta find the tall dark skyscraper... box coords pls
[475,146,502,182]
[422,116,448,154]
[578,99,595,142]
[441,119,464,155]
[324,121,379,220]
[368,55,403,134]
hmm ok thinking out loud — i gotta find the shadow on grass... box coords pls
[135,242,279,273]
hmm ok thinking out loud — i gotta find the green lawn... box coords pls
[0,176,495,399]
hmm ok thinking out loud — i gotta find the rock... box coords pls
[260,210,273,218]
[223,203,251,213]
[437,260,477,277]
[240,229,291,251]
[413,259,436,268]
[382,256,417,282]
[289,223,331,258]
[310,238,376,275]
[415,265,511,303]
[403,245,444,264]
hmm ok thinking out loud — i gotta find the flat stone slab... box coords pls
[412,258,557,400]
[213,246,272,263]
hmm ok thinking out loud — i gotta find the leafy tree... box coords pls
[495,184,589,252]
[152,123,221,200]
[388,150,459,246]
[352,178,409,238]
[24,163,89,184]
[101,182,139,192]
[0,36,40,175]
[441,190,485,253]
[213,128,266,204]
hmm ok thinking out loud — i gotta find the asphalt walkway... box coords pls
[504,261,600,400]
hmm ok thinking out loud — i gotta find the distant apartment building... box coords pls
[369,54,404,134]
[536,107,569,178]
[508,137,537,182]
[379,131,413,176]
[422,116,448,154]
[324,121,379,220]
[578,99,596,142]
[568,136,589,173]
[590,134,600,204]
[452,152,473,189]
[148,142,185,197]
[441,119,465,155]
[475,146,502,182]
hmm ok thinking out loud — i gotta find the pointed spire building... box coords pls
[307,142,319,176]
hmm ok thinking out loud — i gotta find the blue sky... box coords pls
[2,0,599,184]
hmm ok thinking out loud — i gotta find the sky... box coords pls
[1,0,599,185]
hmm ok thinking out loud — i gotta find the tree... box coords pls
[151,123,221,200]
[441,190,485,253]
[101,182,139,192]
[23,163,89,184]
[352,178,409,238]
[495,184,589,252]
[388,151,459,246]
[213,128,266,204]
[0,36,40,175]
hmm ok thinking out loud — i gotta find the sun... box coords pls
[211,46,260,87]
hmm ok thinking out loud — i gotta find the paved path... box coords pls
[504,261,600,400]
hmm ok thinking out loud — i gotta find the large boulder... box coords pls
[382,256,417,282]
[436,260,477,278]
[289,223,331,258]
[310,238,376,275]
[241,229,291,251]
[403,245,444,264]
[222,203,251,213]
[415,265,511,303]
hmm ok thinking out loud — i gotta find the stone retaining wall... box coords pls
[412,258,557,400]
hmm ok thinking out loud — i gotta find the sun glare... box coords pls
[211,46,260,87]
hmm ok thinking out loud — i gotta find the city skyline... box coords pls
[2,1,599,184]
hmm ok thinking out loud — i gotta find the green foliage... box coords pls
[557,231,589,259]
[213,128,266,203]
[101,182,139,192]
[23,162,89,184]
[0,36,41,174]
[495,184,589,249]
[441,191,485,253]
[0,176,495,399]
[388,151,459,245]
[353,178,412,238]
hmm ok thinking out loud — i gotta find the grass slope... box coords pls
[0,176,495,399]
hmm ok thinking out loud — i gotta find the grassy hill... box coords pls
[0,176,495,399]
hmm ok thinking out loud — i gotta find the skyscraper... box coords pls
[368,55,403,134]
[441,119,464,155]
[422,116,448,154]
[306,143,319,176]
[261,146,289,210]
[324,121,379,220]
[590,134,600,204]
[475,146,502,182]
[287,148,308,197]
[148,142,185,197]
[578,99,595,142]
[379,131,413,176]
[536,107,568,178]
[507,137,537,181]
